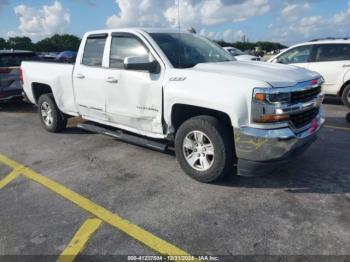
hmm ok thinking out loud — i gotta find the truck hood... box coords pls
[192,61,320,88]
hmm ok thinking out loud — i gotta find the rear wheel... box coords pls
[38,94,67,133]
[341,84,350,108]
[175,116,235,183]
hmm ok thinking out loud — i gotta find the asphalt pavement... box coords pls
[0,98,349,261]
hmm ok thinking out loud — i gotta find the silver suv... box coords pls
[0,50,38,102]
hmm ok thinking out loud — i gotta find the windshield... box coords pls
[150,33,234,68]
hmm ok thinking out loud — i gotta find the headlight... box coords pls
[254,91,290,104]
[252,88,291,124]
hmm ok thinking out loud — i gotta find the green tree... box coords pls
[255,41,287,52]
[35,34,81,52]
[0,38,7,49]
[7,36,34,50]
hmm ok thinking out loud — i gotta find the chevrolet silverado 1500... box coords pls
[21,28,325,182]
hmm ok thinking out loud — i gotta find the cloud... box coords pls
[222,29,245,42]
[270,0,350,44]
[107,0,173,28]
[290,1,350,37]
[11,1,70,38]
[281,2,310,22]
[200,28,246,42]
[330,1,350,26]
[106,0,270,29]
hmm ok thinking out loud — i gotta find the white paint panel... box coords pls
[308,61,348,95]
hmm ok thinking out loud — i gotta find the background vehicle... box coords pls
[268,38,350,108]
[21,28,324,183]
[38,52,60,61]
[0,50,38,102]
[223,47,260,61]
[55,51,77,63]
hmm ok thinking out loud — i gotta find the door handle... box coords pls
[106,77,118,83]
[343,64,350,68]
[76,73,85,79]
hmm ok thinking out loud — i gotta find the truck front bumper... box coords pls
[234,111,325,177]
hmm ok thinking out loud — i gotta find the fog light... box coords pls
[254,114,289,123]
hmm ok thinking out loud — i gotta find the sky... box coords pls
[0,0,350,45]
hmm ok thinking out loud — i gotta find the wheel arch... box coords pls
[338,79,350,96]
[171,104,233,133]
[31,83,53,104]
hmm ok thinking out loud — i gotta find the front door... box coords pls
[104,33,164,135]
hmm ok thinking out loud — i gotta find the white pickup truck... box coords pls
[21,28,325,182]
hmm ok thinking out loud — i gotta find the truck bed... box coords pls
[21,61,77,115]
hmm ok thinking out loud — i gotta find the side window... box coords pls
[82,37,107,67]
[314,44,350,62]
[276,45,312,64]
[110,35,148,69]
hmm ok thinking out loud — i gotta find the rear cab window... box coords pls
[82,34,108,67]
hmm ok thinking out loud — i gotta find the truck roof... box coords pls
[84,28,191,36]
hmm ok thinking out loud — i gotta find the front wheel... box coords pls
[175,116,235,183]
[38,94,67,133]
[341,84,350,108]
[346,113,350,123]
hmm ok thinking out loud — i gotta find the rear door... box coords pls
[308,44,350,95]
[73,34,108,120]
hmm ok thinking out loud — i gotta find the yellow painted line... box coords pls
[0,154,22,169]
[0,153,199,261]
[0,167,25,190]
[325,125,350,132]
[57,218,103,262]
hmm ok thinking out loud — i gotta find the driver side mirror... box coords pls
[124,54,160,74]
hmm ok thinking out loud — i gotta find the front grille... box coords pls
[291,86,321,104]
[290,107,319,130]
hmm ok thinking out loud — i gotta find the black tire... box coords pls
[346,113,350,123]
[341,84,350,108]
[175,116,235,183]
[37,94,67,133]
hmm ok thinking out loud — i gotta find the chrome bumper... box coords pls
[234,109,324,171]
